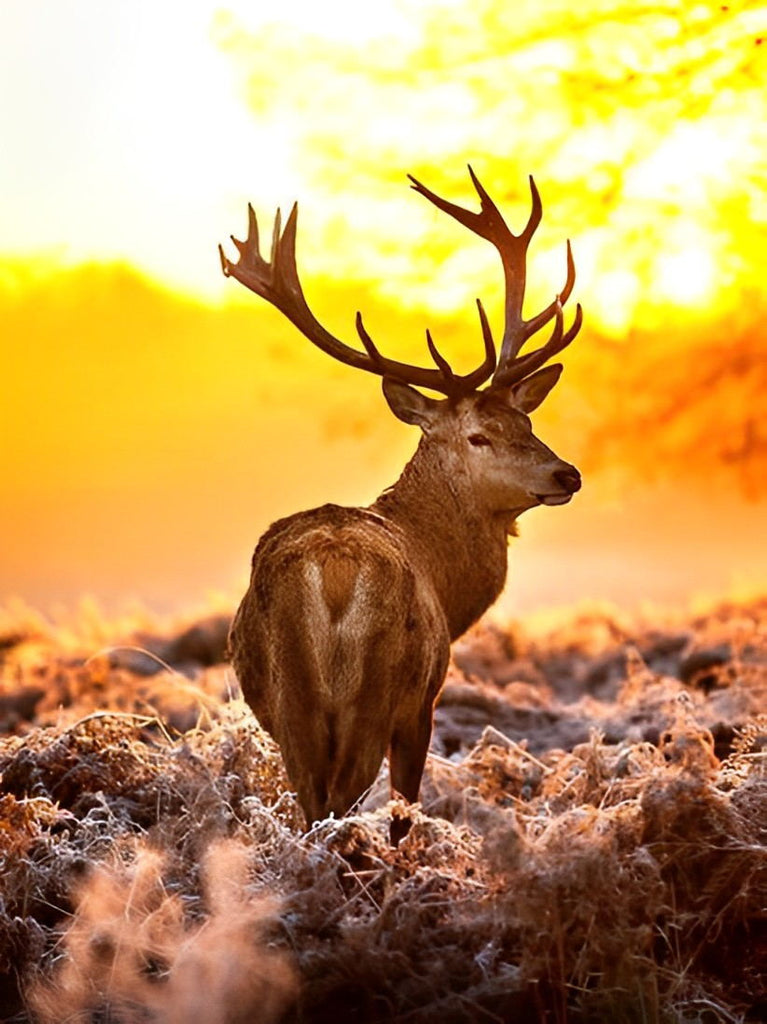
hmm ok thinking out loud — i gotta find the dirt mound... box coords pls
[0,597,765,1022]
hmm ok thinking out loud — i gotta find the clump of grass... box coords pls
[29,839,297,1024]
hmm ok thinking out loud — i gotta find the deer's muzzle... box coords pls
[535,464,581,505]
[552,466,581,494]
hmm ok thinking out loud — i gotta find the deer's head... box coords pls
[219,168,582,518]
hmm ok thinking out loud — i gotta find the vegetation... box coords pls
[0,596,765,1022]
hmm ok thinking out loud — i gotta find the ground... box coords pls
[0,595,765,1023]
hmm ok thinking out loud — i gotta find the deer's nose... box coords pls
[553,466,581,494]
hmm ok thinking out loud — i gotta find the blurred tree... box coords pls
[215,0,766,494]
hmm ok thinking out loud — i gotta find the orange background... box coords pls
[2,1,765,619]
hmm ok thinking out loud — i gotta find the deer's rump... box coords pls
[228,504,449,822]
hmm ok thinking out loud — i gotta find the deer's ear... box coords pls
[503,364,563,413]
[382,378,442,429]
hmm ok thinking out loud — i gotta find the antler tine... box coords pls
[270,207,282,268]
[355,312,386,369]
[218,242,230,277]
[220,199,497,397]
[247,202,260,259]
[271,203,303,296]
[226,203,261,266]
[425,329,456,383]
[462,298,497,390]
[517,173,542,245]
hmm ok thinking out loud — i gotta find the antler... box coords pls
[219,202,495,398]
[408,167,582,389]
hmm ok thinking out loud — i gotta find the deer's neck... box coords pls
[371,442,511,640]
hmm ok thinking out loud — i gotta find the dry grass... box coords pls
[0,596,765,1022]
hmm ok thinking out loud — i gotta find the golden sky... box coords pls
[1,0,765,617]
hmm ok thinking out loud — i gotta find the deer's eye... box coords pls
[468,433,492,448]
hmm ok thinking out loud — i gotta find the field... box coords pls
[0,595,765,1023]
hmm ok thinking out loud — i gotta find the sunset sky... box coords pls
[2,0,765,620]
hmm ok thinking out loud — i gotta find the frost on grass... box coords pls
[0,596,765,1022]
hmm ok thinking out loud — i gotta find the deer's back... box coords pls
[229,504,449,735]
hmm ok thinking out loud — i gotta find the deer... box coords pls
[220,167,582,842]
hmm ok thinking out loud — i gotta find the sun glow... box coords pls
[1,0,765,612]
[655,246,716,306]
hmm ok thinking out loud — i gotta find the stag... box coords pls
[221,168,582,841]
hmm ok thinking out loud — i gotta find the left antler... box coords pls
[219,202,496,397]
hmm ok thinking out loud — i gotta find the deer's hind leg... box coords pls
[324,703,390,819]
[389,639,449,800]
[388,648,447,845]
[280,712,336,828]
[388,706,434,846]
[389,706,433,806]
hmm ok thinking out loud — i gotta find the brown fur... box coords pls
[229,392,580,837]
[317,548,363,624]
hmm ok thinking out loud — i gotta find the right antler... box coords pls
[219,202,496,398]
[408,166,582,388]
